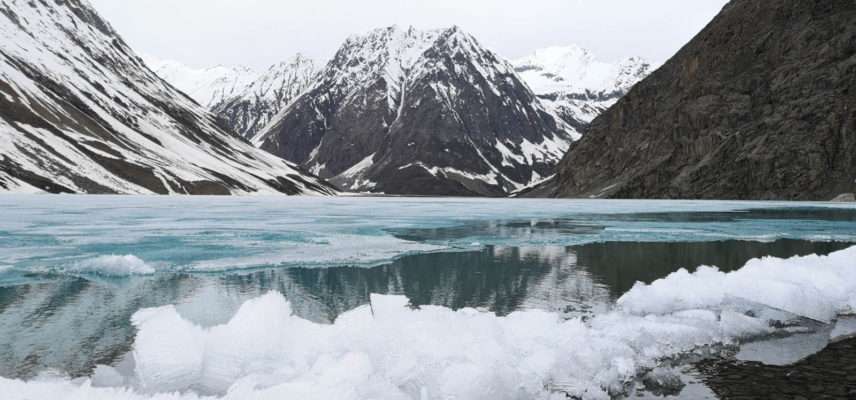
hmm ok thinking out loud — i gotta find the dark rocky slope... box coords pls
[553,0,856,200]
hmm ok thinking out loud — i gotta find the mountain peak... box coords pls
[206,55,319,139]
[339,25,475,58]
[514,45,647,94]
[433,25,482,48]
[268,54,315,73]
[327,25,498,90]
[257,25,576,196]
[530,45,594,64]
[513,45,652,127]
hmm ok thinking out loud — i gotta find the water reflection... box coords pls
[572,239,852,295]
[0,239,850,380]
[388,207,856,244]
[0,275,205,379]
[593,207,856,223]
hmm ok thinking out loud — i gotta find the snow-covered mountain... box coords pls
[146,55,319,139]
[0,0,335,195]
[144,57,257,108]
[211,55,319,139]
[514,46,652,129]
[254,25,578,196]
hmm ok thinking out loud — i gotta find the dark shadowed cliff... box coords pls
[554,0,856,200]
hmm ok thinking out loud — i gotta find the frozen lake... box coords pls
[1,196,855,399]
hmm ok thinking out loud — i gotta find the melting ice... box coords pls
[2,196,856,277]
[1,196,855,399]
[2,247,854,400]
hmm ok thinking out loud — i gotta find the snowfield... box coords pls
[1,246,854,400]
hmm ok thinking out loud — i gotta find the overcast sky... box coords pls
[90,0,729,69]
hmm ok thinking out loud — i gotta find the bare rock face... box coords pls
[554,0,856,200]
[255,26,578,196]
[0,0,335,195]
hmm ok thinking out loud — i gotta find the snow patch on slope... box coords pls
[339,154,376,178]
[400,162,500,187]
[0,171,43,194]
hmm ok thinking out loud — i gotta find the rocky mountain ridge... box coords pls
[211,55,319,139]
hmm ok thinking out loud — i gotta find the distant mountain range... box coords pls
[2,0,651,197]
[152,43,649,140]
[0,0,334,195]
[149,28,648,196]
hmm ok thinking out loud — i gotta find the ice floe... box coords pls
[66,255,157,276]
[618,247,856,323]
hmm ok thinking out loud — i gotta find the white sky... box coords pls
[89,0,729,69]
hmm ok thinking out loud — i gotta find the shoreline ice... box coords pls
[2,246,853,399]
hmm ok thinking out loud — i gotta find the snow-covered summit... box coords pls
[145,54,319,139]
[318,25,469,111]
[256,25,577,196]
[514,45,648,95]
[514,46,653,126]
[144,57,258,108]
